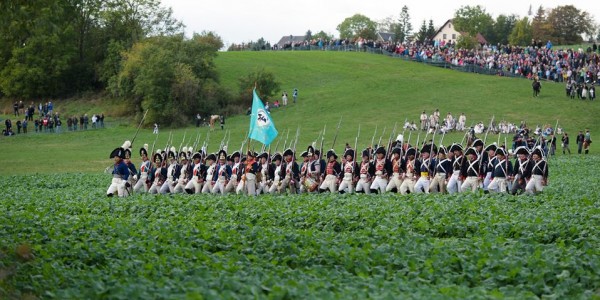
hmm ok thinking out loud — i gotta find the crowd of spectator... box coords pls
[3,100,105,136]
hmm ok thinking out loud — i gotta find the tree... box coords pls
[456,34,478,49]
[546,5,595,45]
[531,6,552,43]
[597,27,600,42]
[509,17,533,46]
[392,6,412,43]
[305,30,312,41]
[453,5,494,39]
[313,31,333,41]
[426,19,437,40]
[377,16,395,33]
[494,14,517,45]
[416,20,428,43]
[238,69,280,104]
[337,14,377,40]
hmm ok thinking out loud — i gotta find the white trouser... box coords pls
[488,177,508,193]
[160,179,175,194]
[185,176,202,193]
[244,173,257,196]
[429,173,446,193]
[525,174,544,195]
[279,174,297,194]
[148,179,162,194]
[201,180,214,194]
[236,178,246,195]
[212,177,227,195]
[385,173,403,193]
[338,173,354,193]
[447,170,462,194]
[173,178,187,193]
[107,178,127,197]
[370,174,388,193]
[483,172,492,190]
[414,176,430,194]
[399,175,415,195]
[225,175,238,193]
[268,176,281,194]
[320,174,337,193]
[355,174,371,194]
[133,173,149,192]
[461,176,479,192]
[256,175,268,195]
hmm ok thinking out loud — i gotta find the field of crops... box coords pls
[2,155,599,299]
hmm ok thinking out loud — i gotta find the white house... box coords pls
[432,19,488,45]
[432,20,461,44]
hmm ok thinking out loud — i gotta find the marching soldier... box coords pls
[510,146,532,195]
[299,151,311,193]
[525,147,548,195]
[212,150,232,195]
[319,149,341,193]
[173,152,191,193]
[240,151,259,196]
[399,147,417,195]
[123,149,137,194]
[133,145,152,193]
[430,146,451,193]
[225,151,242,193]
[481,143,498,192]
[256,152,270,195]
[304,146,320,193]
[385,147,404,193]
[268,153,283,194]
[356,149,373,194]
[148,152,167,194]
[338,148,358,194]
[160,149,181,194]
[279,149,299,194]
[460,147,481,192]
[107,147,130,197]
[370,146,392,194]
[185,152,205,194]
[447,144,464,194]
[202,153,217,193]
[414,143,435,193]
[488,147,513,193]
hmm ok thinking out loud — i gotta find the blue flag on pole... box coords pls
[249,88,278,145]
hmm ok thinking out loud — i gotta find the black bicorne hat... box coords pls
[344,149,354,159]
[515,146,530,155]
[140,147,148,157]
[206,153,217,161]
[405,148,416,157]
[300,151,309,158]
[326,149,338,159]
[472,139,484,148]
[124,148,132,159]
[495,147,506,156]
[153,152,163,162]
[375,146,386,155]
[392,147,402,155]
[258,152,269,159]
[438,146,448,155]
[532,146,544,158]
[283,148,293,157]
[192,152,202,160]
[110,147,126,159]
[465,147,478,156]
[484,143,498,152]
[449,143,464,153]
[231,151,241,159]
[272,153,283,161]
[362,149,371,158]
[307,145,315,156]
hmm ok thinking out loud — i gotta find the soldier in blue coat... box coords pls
[107,147,130,197]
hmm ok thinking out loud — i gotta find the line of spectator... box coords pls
[3,113,105,136]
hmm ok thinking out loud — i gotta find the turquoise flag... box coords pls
[249,89,278,145]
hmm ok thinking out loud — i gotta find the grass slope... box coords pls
[1,51,598,174]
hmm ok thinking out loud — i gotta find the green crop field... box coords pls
[1,155,599,298]
[1,51,599,299]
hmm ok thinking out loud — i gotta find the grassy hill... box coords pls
[1,51,598,174]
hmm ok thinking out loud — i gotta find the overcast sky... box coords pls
[160,0,595,46]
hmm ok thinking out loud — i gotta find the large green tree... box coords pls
[416,20,428,43]
[393,6,412,43]
[531,6,552,44]
[546,5,595,44]
[493,14,517,45]
[112,33,224,126]
[509,17,533,46]
[453,5,494,42]
[337,14,377,40]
